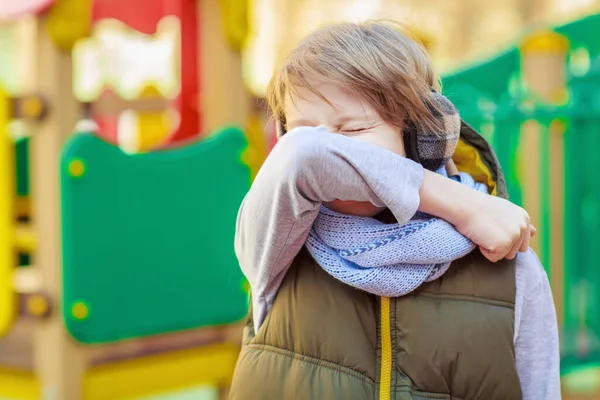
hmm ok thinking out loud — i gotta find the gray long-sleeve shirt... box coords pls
[235,126,561,398]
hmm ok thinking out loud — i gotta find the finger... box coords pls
[519,224,531,253]
[506,235,523,260]
[481,247,502,263]
[530,225,537,237]
[507,223,529,259]
[487,238,513,261]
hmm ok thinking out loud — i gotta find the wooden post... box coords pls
[520,30,569,327]
[29,16,86,400]
[198,0,251,135]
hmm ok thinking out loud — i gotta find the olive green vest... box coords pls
[230,122,522,399]
[230,248,521,400]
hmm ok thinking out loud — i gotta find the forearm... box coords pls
[418,169,480,225]
[238,127,498,287]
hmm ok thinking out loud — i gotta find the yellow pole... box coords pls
[0,86,15,337]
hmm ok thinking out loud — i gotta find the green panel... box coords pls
[15,138,29,197]
[493,96,524,205]
[441,48,519,100]
[61,127,250,344]
[561,80,600,372]
[556,13,600,57]
[448,84,524,205]
[445,84,497,148]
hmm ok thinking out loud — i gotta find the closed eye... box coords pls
[340,127,369,133]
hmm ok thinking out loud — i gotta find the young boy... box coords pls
[231,21,559,400]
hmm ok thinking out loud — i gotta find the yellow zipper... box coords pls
[379,296,392,400]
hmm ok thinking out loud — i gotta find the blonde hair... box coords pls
[267,21,442,134]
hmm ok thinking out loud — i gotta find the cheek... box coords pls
[353,131,405,157]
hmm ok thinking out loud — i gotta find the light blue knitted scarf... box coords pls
[305,169,488,297]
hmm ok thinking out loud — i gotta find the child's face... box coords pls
[285,79,405,217]
[285,79,406,157]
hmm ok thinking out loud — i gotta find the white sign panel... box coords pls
[73,16,181,102]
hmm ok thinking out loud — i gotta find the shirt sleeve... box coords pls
[514,251,561,399]
[235,126,425,328]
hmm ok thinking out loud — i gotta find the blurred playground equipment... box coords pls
[0,0,264,399]
[440,13,600,399]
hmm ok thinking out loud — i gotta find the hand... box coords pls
[418,168,535,263]
[454,191,536,262]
